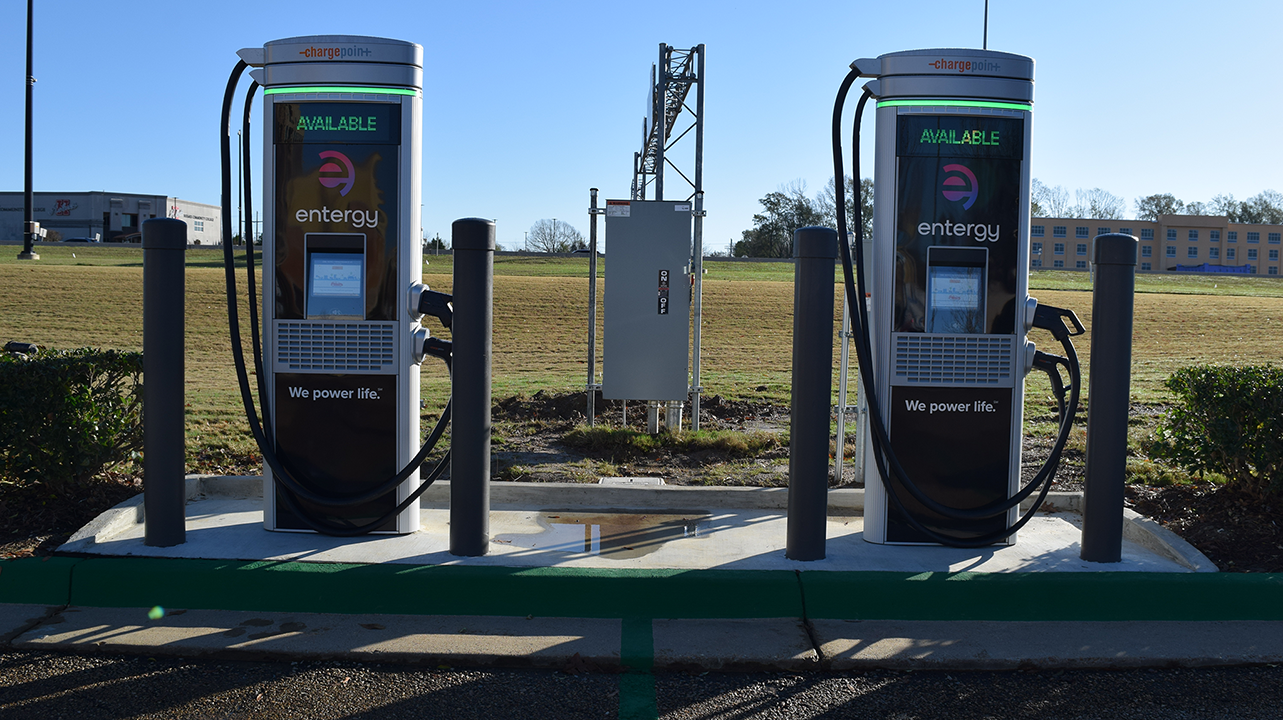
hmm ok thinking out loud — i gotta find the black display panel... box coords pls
[275,102,401,145]
[893,114,1023,335]
[273,100,399,321]
[897,116,1023,160]
[273,373,397,532]
[887,385,1013,543]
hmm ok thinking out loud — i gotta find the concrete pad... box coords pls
[14,606,621,668]
[64,494,1196,575]
[653,618,819,671]
[0,604,55,641]
[814,619,1283,670]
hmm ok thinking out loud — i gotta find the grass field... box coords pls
[3,244,1283,466]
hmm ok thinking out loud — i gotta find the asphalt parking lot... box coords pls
[5,649,1283,719]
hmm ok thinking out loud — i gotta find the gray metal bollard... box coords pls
[450,218,495,556]
[1081,233,1138,563]
[786,227,838,561]
[142,218,187,547]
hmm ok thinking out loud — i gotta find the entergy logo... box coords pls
[940,164,978,210]
[318,150,355,197]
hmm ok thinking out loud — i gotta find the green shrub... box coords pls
[1148,364,1283,497]
[0,347,144,496]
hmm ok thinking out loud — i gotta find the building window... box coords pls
[1097,227,1111,236]
[1167,229,1177,241]
[1248,265,1256,274]
[1054,243,1065,255]
[1141,245,1152,258]
[1140,228,1154,240]
[1188,229,1199,241]
[1053,260,1064,268]
[1166,246,1176,258]
[193,220,204,233]
[1032,242,1043,254]
[1210,230,1220,241]
[1270,266,1279,276]
[1076,226,1089,238]
[1271,249,1280,262]
[1076,243,1087,256]
[1248,232,1260,243]
[1209,247,1220,260]
[1053,226,1067,238]
[1228,231,1238,242]
[1227,247,1237,260]
[1032,225,1044,237]
[1270,233,1281,244]
[1119,227,1133,236]
[1248,248,1258,260]
[1076,260,1087,269]
[1187,247,1199,259]
[1032,259,1042,268]
[1141,262,1152,271]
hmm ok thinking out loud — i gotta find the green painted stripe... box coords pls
[619,618,657,720]
[878,99,1031,111]
[0,557,80,604]
[801,571,1283,621]
[264,86,416,96]
[68,559,802,619]
[619,672,658,720]
[43,556,1283,622]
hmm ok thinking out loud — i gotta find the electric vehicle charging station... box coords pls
[230,36,433,534]
[830,48,1084,547]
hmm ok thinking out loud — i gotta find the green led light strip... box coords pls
[264,86,417,96]
[878,99,1030,111]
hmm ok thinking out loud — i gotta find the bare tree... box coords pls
[1075,188,1126,219]
[817,175,875,241]
[527,219,585,253]
[1032,180,1073,217]
[1210,194,1239,219]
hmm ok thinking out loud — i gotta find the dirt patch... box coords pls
[1127,483,1283,573]
[0,472,141,559]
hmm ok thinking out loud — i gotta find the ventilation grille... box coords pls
[275,322,396,374]
[893,333,1013,386]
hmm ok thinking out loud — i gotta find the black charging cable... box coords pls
[831,68,1084,547]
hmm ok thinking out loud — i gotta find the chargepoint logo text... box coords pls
[916,163,999,242]
[940,164,978,210]
[298,45,373,60]
[318,151,355,197]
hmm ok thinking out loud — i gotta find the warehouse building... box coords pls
[1031,214,1281,277]
[0,191,221,245]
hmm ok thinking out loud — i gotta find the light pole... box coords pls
[19,0,38,260]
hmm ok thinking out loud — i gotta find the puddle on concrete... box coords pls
[494,510,712,559]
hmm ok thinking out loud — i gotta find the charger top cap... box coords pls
[856,48,1033,103]
[240,35,423,90]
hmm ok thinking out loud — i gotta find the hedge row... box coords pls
[0,347,143,495]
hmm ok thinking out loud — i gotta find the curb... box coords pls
[3,557,1281,622]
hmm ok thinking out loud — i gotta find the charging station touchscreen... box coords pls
[307,251,365,318]
[926,247,987,333]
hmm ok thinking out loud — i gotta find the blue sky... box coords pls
[2,0,1280,252]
